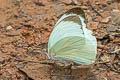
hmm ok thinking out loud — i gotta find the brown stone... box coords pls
[102,11,110,17]
[101,17,110,23]
[87,21,99,30]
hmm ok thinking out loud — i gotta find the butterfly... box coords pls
[46,7,97,65]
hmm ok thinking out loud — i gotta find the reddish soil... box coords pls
[0,0,120,80]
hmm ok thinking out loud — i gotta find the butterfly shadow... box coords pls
[48,62,97,80]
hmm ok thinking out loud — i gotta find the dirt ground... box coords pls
[0,0,120,80]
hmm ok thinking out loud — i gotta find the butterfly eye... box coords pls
[51,53,55,57]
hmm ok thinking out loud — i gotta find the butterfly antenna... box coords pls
[42,49,48,55]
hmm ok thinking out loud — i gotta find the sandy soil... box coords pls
[0,0,120,80]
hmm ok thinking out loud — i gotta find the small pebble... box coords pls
[109,35,115,41]
[6,26,13,31]
[111,9,120,25]
[101,17,110,23]
[96,2,100,5]
[87,21,99,30]
[62,0,72,4]
[97,41,104,49]
[0,24,5,28]
[118,62,120,65]
[73,0,78,5]
[112,9,120,13]
[81,6,88,9]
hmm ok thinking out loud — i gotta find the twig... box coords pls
[14,57,55,65]
[94,61,110,64]
[51,74,73,77]
[88,0,103,18]
[100,60,120,73]
[104,62,120,73]
[111,49,120,54]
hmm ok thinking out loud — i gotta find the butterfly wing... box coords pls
[48,8,85,50]
[50,36,96,64]
[48,8,97,64]
[48,16,83,50]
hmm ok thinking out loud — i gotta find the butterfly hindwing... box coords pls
[50,36,96,64]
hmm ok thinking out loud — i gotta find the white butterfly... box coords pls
[47,7,97,65]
